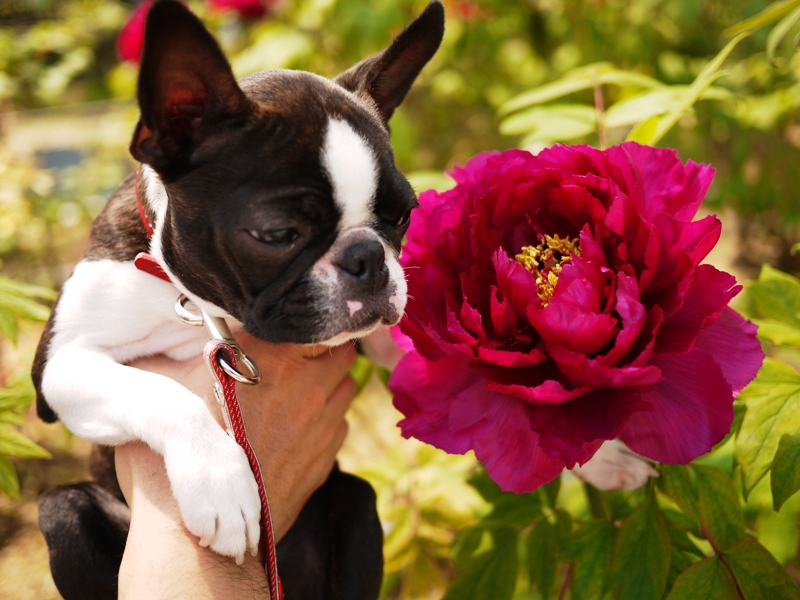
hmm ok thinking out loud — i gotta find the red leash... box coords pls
[133,167,284,600]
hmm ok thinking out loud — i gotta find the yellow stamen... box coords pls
[515,234,581,306]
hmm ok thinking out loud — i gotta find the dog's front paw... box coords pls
[164,430,261,562]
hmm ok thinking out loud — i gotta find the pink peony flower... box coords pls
[117,0,280,64]
[390,143,764,493]
[117,0,152,63]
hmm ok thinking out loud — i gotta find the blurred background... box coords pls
[1,0,800,598]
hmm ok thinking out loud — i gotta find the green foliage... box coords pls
[735,357,800,497]
[771,432,800,511]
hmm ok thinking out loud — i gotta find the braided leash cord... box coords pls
[207,341,283,600]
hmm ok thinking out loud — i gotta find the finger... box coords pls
[297,344,357,399]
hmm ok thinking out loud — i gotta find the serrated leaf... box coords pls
[0,426,51,459]
[767,6,800,62]
[770,432,800,511]
[724,0,800,37]
[528,517,557,598]
[571,520,617,600]
[665,556,738,600]
[723,538,800,599]
[443,526,519,600]
[735,358,800,496]
[610,491,671,600]
[0,454,20,499]
[645,34,748,146]
[695,465,746,551]
[659,464,702,527]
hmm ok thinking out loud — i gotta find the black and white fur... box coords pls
[33,1,444,598]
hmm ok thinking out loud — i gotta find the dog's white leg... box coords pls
[42,344,261,559]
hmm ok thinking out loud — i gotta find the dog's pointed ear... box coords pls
[130,0,250,176]
[335,1,444,124]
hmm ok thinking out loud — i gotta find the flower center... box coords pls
[515,234,581,306]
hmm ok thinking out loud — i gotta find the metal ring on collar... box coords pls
[218,351,261,385]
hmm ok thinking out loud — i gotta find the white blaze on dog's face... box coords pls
[308,118,408,346]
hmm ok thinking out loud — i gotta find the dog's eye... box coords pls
[396,211,412,228]
[248,228,299,246]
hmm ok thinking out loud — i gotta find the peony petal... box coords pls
[547,344,663,389]
[598,272,646,366]
[487,378,593,404]
[655,264,741,355]
[392,352,477,455]
[117,1,151,63]
[528,300,618,356]
[529,387,649,466]
[472,394,566,493]
[619,347,734,463]
[693,307,764,394]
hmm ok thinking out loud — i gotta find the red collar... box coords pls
[132,166,172,283]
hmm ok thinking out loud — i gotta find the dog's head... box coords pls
[130,0,443,344]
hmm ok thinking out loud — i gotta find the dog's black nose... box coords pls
[336,240,389,293]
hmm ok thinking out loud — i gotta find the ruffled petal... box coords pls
[619,347,734,463]
[693,307,764,394]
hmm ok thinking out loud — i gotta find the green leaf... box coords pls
[349,354,373,394]
[735,358,800,497]
[605,86,731,128]
[571,520,617,600]
[500,105,596,144]
[724,0,800,37]
[745,265,800,330]
[0,307,18,344]
[443,526,519,600]
[469,467,505,502]
[0,454,20,499]
[767,6,800,62]
[498,64,663,116]
[659,464,702,527]
[770,432,800,511]
[662,509,705,558]
[625,114,660,144]
[527,517,558,598]
[453,525,486,567]
[554,509,573,559]
[644,34,748,146]
[754,321,800,346]
[666,547,696,593]
[695,465,746,551]
[0,275,57,301]
[486,492,543,528]
[665,556,738,600]
[0,290,50,323]
[610,491,671,600]
[0,426,51,459]
[541,476,561,508]
[723,538,800,599]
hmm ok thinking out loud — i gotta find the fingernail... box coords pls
[198,535,211,548]
[235,553,245,566]
[251,545,258,557]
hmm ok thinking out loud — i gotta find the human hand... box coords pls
[116,335,356,598]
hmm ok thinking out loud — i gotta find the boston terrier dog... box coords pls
[33,1,444,598]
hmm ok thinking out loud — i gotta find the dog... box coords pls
[32,1,444,597]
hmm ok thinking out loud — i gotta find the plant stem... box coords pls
[558,562,575,600]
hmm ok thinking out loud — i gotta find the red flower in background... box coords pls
[118,0,281,63]
[390,143,764,493]
[117,0,151,63]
